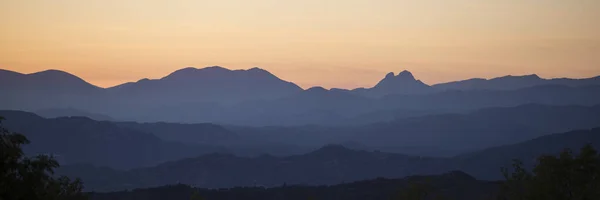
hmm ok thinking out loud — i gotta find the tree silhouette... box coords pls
[0,116,87,200]
[501,144,600,200]
[190,190,205,200]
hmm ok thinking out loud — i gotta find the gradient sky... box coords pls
[1,0,599,89]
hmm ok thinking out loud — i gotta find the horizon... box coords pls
[3,66,600,90]
[1,0,599,89]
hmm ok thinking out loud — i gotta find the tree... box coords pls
[396,178,448,200]
[0,116,87,200]
[501,144,600,200]
[190,190,205,200]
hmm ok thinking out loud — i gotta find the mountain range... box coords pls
[2,104,600,170]
[56,127,600,191]
[2,67,600,126]
[434,73,600,90]
[0,110,228,169]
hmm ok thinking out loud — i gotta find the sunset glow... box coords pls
[1,0,599,89]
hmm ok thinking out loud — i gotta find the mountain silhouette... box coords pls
[58,144,449,191]
[3,67,600,126]
[455,127,600,179]
[433,74,600,91]
[0,110,228,169]
[351,70,434,97]
[93,104,600,157]
[0,69,101,94]
[57,127,600,191]
[107,66,302,104]
[35,107,116,121]
[0,69,105,111]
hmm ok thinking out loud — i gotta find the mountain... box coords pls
[0,69,104,111]
[107,66,303,105]
[3,67,600,126]
[215,104,600,156]
[0,67,303,119]
[88,171,500,200]
[0,69,100,93]
[0,110,228,169]
[455,127,600,180]
[225,87,373,126]
[58,145,451,191]
[72,104,600,157]
[119,84,600,126]
[351,70,434,97]
[116,121,238,145]
[343,104,600,155]
[35,107,116,121]
[59,127,600,192]
[433,74,600,91]
[379,85,600,112]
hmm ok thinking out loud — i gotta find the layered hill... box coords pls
[58,127,600,191]
[3,67,600,126]
[0,110,228,169]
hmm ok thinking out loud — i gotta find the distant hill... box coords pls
[3,104,600,162]
[347,104,600,152]
[59,127,600,191]
[0,69,105,111]
[35,107,116,121]
[0,110,228,169]
[433,74,600,91]
[63,104,600,157]
[88,171,500,200]
[350,70,434,97]
[0,69,101,94]
[58,145,451,191]
[223,86,373,126]
[222,104,600,156]
[116,121,238,145]
[3,67,600,126]
[378,85,600,112]
[122,85,600,126]
[107,66,303,104]
[455,127,600,180]
[0,67,303,119]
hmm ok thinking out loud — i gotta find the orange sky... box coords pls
[1,0,599,89]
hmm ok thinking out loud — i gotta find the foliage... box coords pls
[501,144,600,200]
[0,116,87,200]
[190,190,204,200]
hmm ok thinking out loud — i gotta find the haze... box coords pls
[1,0,599,89]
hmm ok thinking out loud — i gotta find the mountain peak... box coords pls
[497,74,541,80]
[165,66,232,80]
[28,69,96,86]
[366,70,432,96]
[376,70,423,86]
[385,72,395,79]
[31,69,77,77]
[524,74,541,79]
[397,70,415,80]
[248,67,266,72]
[381,70,416,81]
[167,67,197,75]
[307,86,327,92]
[202,66,229,71]
[0,69,24,81]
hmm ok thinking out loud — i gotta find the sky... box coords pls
[1,0,599,89]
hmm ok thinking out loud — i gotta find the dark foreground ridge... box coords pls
[89,171,500,200]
